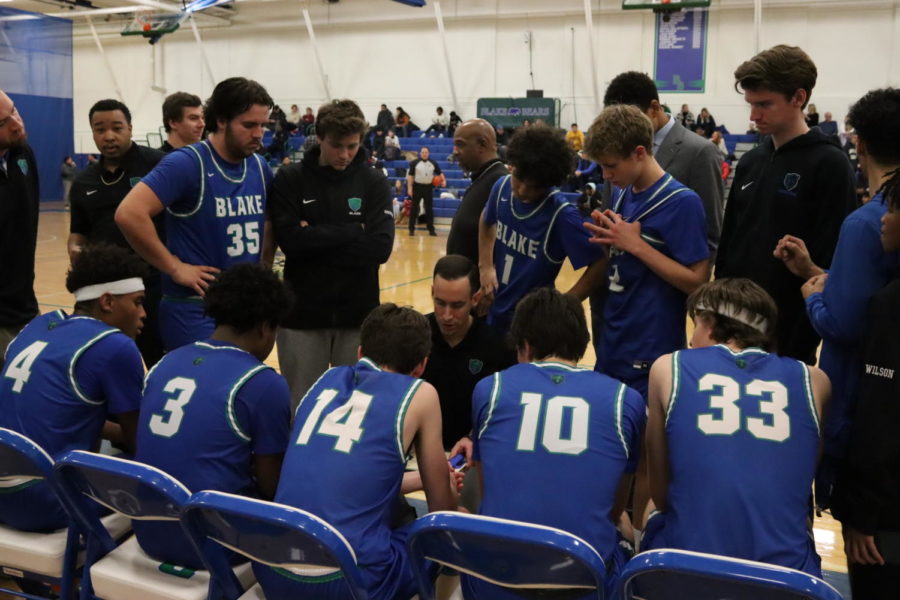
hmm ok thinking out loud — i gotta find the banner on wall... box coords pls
[654,9,708,93]
[476,98,559,128]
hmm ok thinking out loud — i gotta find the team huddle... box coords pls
[1,39,899,599]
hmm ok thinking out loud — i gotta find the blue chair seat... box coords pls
[619,549,844,600]
[407,511,607,600]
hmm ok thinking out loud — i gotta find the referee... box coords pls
[407,146,442,236]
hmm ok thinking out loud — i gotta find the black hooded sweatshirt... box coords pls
[715,128,856,363]
[269,146,394,330]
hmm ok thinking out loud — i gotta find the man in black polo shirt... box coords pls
[0,89,39,371]
[422,255,515,451]
[446,119,507,264]
[68,99,165,366]
[159,92,204,153]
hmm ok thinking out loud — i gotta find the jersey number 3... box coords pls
[696,374,790,442]
[148,377,197,438]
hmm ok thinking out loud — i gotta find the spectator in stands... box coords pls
[806,102,820,127]
[832,169,900,597]
[566,122,585,151]
[710,130,729,161]
[134,263,292,569]
[424,106,450,137]
[774,88,900,514]
[300,106,315,134]
[285,104,301,131]
[383,129,401,160]
[159,92,204,152]
[269,104,287,131]
[448,110,462,135]
[447,119,508,265]
[407,147,442,236]
[695,107,716,138]
[265,120,288,161]
[577,182,599,217]
[464,286,644,599]
[86,153,97,164]
[395,106,412,137]
[644,278,828,577]
[495,125,510,145]
[61,155,77,207]
[819,111,839,137]
[69,98,165,366]
[716,44,856,364]
[269,99,394,405]
[677,103,695,129]
[572,153,599,190]
[479,125,606,334]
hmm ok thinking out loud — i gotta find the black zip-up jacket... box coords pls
[715,128,855,363]
[270,146,394,330]
[832,277,900,534]
[0,143,39,328]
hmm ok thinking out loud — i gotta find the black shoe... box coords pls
[428,231,437,237]
[408,230,415,236]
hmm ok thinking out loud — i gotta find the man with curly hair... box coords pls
[774,88,900,514]
[478,125,606,334]
[0,243,147,532]
[133,262,292,569]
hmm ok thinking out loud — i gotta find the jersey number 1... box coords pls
[295,389,373,453]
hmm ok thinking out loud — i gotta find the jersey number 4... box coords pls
[696,374,790,442]
[4,341,48,393]
[295,389,373,453]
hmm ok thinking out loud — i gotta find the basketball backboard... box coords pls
[121,12,187,44]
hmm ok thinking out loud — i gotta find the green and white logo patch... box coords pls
[347,197,362,212]
[16,159,27,176]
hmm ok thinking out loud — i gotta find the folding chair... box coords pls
[54,451,254,600]
[406,511,608,600]
[0,428,99,599]
[619,549,845,600]
[181,490,369,600]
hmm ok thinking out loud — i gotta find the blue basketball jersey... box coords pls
[653,345,822,575]
[597,174,709,393]
[469,362,645,598]
[142,141,271,299]
[483,175,604,333]
[134,339,291,567]
[267,358,421,600]
[0,311,143,531]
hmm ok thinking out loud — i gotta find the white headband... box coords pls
[74,278,145,302]
[696,302,769,334]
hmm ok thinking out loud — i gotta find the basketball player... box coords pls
[478,125,606,334]
[0,244,146,532]
[159,91,204,152]
[466,287,644,598]
[256,303,456,600]
[583,104,710,399]
[134,263,292,568]
[115,77,275,350]
[644,278,829,576]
